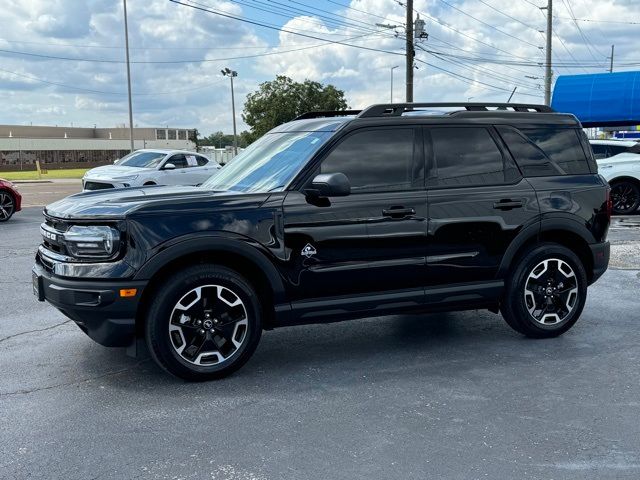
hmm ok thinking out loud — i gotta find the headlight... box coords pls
[113,174,139,181]
[62,225,120,258]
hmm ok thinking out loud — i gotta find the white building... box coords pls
[0,125,197,169]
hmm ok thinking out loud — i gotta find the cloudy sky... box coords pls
[0,0,636,135]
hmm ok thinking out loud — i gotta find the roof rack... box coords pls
[358,103,554,118]
[294,110,362,121]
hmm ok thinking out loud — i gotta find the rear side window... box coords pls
[520,128,591,175]
[196,156,209,166]
[428,127,519,186]
[320,128,421,192]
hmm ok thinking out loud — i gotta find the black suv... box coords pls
[33,103,611,380]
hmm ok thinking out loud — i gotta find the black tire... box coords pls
[0,190,15,222]
[610,180,640,215]
[501,243,588,338]
[145,264,262,381]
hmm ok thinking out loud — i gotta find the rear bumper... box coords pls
[32,262,146,347]
[589,241,610,285]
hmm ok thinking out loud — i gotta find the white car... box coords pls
[590,140,640,214]
[82,149,220,191]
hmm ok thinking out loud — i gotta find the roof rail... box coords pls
[294,110,362,121]
[358,103,554,118]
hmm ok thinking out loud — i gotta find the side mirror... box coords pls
[163,163,176,170]
[306,172,350,198]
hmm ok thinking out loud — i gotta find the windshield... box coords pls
[201,131,332,193]
[115,151,167,168]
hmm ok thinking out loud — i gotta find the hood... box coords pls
[44,185,261,220]
[85,164,152,179]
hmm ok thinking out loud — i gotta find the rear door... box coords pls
[282,126,427,302]
[424,126,539,286]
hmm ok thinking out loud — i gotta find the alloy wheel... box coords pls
[523,258,579,325]
[169,284,249,366]
[611,182,639,214]
[0,192,14,221]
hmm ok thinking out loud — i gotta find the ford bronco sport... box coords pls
[33,103,611,380]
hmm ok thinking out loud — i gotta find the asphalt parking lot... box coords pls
[1,203,639,479]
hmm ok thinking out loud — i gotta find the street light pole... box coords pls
[390,65,399,103]
[123,0,134,152]
[222,67,238,156]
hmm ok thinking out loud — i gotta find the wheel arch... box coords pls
[608,175,640,187]
[134,236,288,331]
[498,218,595,282]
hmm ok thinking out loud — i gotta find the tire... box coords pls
[610,180,640,215]
[0,190,15,222]
[145,264,262,381]
[501,243,588,338]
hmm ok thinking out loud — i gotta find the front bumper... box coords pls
[32,262,147,347]
[589,241,610,285]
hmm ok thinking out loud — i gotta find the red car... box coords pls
[0,178,22,222]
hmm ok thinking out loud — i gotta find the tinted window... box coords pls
[320,128,419,192]
[498,127,564,176]
[590,144,607,158]
[196,156,209,166]
[167,154,187,168]
[520,128,590,175]
[429,127,514,186]
[609,145,630,156]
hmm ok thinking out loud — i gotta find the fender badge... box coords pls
[301,243,317,258]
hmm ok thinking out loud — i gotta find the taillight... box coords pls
[606,188,612,219]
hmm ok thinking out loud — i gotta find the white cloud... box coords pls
[0,0,637,133]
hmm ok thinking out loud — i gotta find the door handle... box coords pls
[493,199,524,210]
[382,206,416,218]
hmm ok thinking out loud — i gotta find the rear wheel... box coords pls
[501,243,587,338]
[0,190,15,222]
[145,265,262,380]
[610,180,640,214]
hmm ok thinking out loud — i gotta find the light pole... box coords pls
[221,67,238,156]
[123,0,134,152]
[390,65,399,103]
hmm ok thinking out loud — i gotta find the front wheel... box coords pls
[0,190,15,222]
[145,265,262,381]
[501,243,588,338]
[610,180,640,215]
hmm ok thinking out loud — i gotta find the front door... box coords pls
[424,126,540,286]
[282,126,427,302]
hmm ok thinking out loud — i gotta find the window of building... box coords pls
[156,129,166,140]
[178,130,187,140]
[168,129,177,140]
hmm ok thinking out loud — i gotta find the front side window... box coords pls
[201,130,333,193]
[320,128,419,192]
[429,127,512,186]
[167,154,187,169]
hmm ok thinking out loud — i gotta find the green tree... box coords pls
[242,75,348,138]
[200,131,253,148]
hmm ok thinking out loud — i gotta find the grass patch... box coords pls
[0,168,88,181]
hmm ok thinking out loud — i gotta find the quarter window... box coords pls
[320,128,419,192]
[429,127,514,186]
[520,128,590,175]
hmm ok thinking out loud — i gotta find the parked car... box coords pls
[33,103,611,381]
[590,139,640,214]
[0,178,22,222]
[82,149,220,191]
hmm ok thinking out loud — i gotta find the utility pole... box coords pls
[390,65,399,102]
[221,67,238,156]
[405,0,414,103]
[123,0,134,152]
[609,45,615,73]
[541,0,553,106]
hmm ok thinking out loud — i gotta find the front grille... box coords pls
[40,219,71,257]
[84,181,114,191]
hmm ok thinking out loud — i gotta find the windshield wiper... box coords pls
[267,185,285,192]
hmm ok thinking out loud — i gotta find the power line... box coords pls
[560,0,607,61]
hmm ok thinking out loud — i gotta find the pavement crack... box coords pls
[0,360,150,397]
[0,320,73,344]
